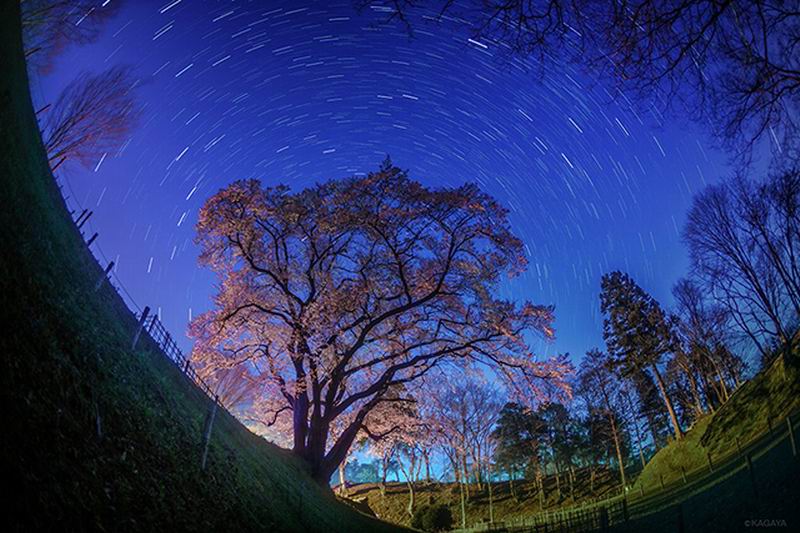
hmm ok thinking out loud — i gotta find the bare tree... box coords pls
[684,167,800,360]
[21,0,122,73]
[358,0,800,157]
[41,66,140,170]
[577,349,628,488]
[672,278,744,409]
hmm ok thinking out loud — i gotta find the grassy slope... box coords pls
[344,467,621,528]
[349,353,800,529]
[632,352,800,493]
[0,6,403,532]
[613,352,800,532]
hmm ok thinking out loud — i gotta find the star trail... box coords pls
[32,0,728,361]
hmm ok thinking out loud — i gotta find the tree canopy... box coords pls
[190,159,570,482]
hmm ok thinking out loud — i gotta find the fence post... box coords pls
[183,359,191,374]
[706,451,714,472]
[599,507,609,532]
[94,261,114,292]
[86,232,98,246]
[788,416,797,457]
[132,306,150,350]
[659,474,665,490]
[200,395,219,471]
[51,156,67,172]
[75,208,88,226]
[77,210,93,229]
[680,466,687,484]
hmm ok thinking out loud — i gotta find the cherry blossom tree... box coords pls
[190,159,570,484]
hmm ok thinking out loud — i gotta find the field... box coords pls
[0,5,404,532]
[342,467,622,528]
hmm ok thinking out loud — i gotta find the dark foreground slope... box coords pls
[0,5,402,532]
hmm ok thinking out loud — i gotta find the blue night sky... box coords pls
[32,0,730,364]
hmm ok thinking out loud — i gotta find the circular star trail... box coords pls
[33,0,728,360]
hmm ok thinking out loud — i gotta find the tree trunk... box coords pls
[380,453,389,497]
[646,409,661,451]
[537,467,545,509]
[554,464,561,500]
[651,364,683,440]
[459,479,466,528]
[406,481,415,517]
[608,411,627,489]
[488,474,494,523]
[624,388,648,467]
[568,465,575,499]
[683,364,706,417]
[338,461,347,495]
[509,471,518,501]
[462,453,471,500]
[292,392,309,455]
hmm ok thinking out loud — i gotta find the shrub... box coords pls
[411,504,453,532]
[410,504,430,530]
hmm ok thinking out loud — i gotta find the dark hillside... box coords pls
[0,4,403,532]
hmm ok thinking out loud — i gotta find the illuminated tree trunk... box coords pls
[338,461,347,495]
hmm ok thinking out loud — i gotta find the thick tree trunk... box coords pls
[651,364,683,440]
[303,415,358,485]
[292,393,309,455]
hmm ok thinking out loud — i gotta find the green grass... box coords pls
[0,5,405,532]
[612,417,800,532]
[343,467,621,529]
[632,352,800,494]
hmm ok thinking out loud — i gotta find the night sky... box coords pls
[32,0,729,363]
